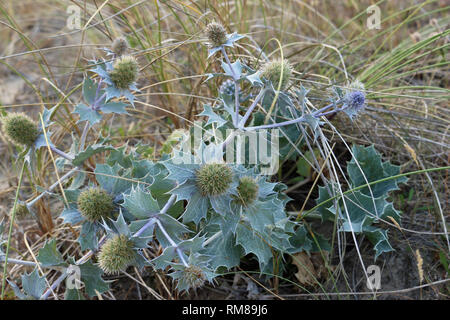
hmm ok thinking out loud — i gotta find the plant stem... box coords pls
[134,194,177,237]
[0,256,38,268]
[26,167,79,208]
[1,162,26,300]
[40,269,68,300]
[139,194,188,267]
[79,122,90,150]
[243,101,340,131]
[221,47,240,126]
[50,145,74,161]
[155,219,188,267]
[203,231,222,246]
[238,87,266,128]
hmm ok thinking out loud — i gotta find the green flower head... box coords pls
[233,176,259,207]
[205,22,227,48]
[1,113,40,147]
[77,188,114,222]
[196,163,233,196]
[180,265,206,290]
[98,234,135,275]
[261,59,293,90]
[10,203,30,219]
[109,55,139,89]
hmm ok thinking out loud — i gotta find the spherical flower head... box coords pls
[77,188,114,222]
[219,79,235,96]
[98,234,135,275]
[109,55,138,89]
[112,37,128,56]
[233,176,259,207]
[205,22,227,47]
[196,163,233,196]
[1,113,39,147]
[9,203,30,219]
[345,90,366,111]
[181,265,206,290]
[261,59,293,90]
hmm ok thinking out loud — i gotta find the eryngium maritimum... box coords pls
[77,188,114,222]
[205,22,227,47]
[109,55,139,89]
[261,59,293,90]
[1,113,40,147]
[98,234,135,275]
[196,163,233,196]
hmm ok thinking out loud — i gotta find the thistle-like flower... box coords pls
[109,55,139,90]
[219,79,235,96]
[1,113,40,147]
[98,234,135,275]
[91,54,140,106]
[345,91,365,111]
[261,59,293,91]
[196,163,233,196]
[233,176,259,207]
[77,188,114,222]
[179,265,206,290]
[342,80,366,119]
[112,37,128,56]
[205,22,227,48]
[9,203,30,219]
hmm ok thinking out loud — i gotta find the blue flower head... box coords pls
[346,90,365,110]
[342,81,366,119]
[219,79,235,96]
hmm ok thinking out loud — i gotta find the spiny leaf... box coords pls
[73,103,102,126]
[79,260,109,297]
[21,269,46,299]
[181,193,209,224]
[347,144,407,197]
[95,163,133,195]
[72,144,115,166]
[82,77,98,105]
[123,187,160,220]
[78,221,98,251]
[235,224,273,270]
[198,104,228,128]
[37,239,66,267]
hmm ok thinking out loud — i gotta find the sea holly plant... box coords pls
[1,24,408,300]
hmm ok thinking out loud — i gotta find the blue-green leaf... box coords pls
[198,104,228,128]
[73,103,102,126]
[181,193,209,224]
[78,221,98,251]
[95,163,133,195]
[37,239,66,267]
[21,269,46,299]
[82,77,98,105]
[347,144,407,197]
[101,101,129,115]
[79,260,109,297]
[72,144,114,166]
[123,187,160,219]
[235,224,272,270]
